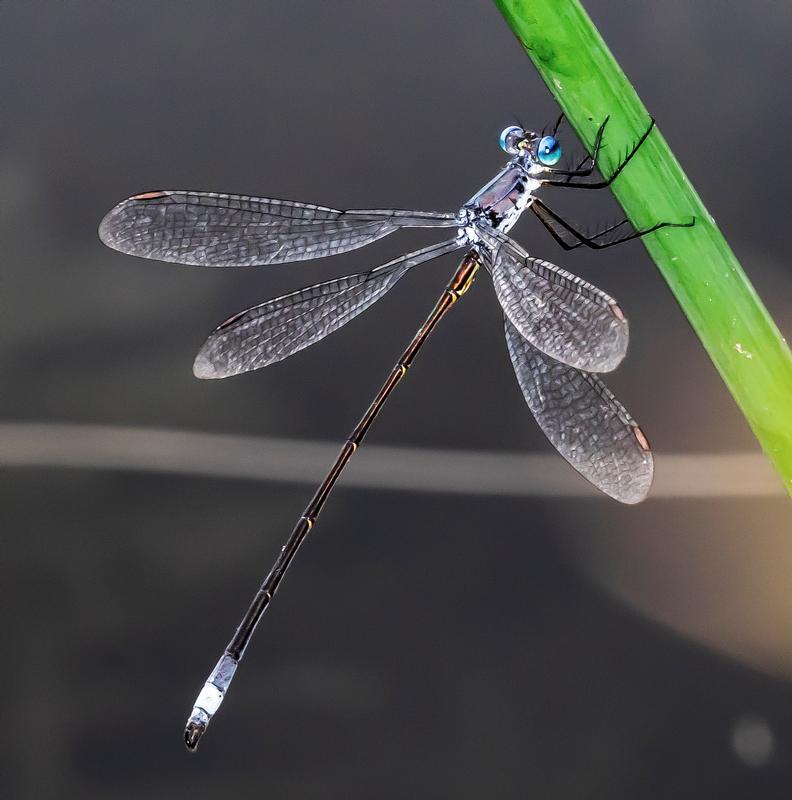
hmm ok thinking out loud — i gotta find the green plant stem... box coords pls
[494,0,792,495]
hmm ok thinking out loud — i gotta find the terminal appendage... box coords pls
[184,652,239,751]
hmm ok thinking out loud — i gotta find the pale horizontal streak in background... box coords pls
[0,423,783,498]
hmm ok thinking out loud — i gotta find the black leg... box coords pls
[544,117,656,189]
[567,153,596,178]
[541,116,610,178]
[532,198,694,251]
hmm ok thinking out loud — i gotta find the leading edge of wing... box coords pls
[504,318,653,504]
[99,190,458,267]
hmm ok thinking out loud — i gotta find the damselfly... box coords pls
[99,114,692,749]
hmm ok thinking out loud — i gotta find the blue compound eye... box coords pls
[499,125,524,155]
[536,135,562,166]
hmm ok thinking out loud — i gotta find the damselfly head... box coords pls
[499,125,538,156]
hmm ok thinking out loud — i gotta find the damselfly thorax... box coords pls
[460,161,542,235]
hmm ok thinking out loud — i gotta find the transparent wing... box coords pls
[194,238,463,378]
[505,318,653,504]
[478,225,628,373]
[99,190,458,267]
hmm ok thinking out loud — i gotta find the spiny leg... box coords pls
[544,117,656,189]
[541,115,610,179]
[539,113,565,139]
[532,197,694,251]
[183,251,481,751]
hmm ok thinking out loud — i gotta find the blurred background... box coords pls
[1,1,790,797]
